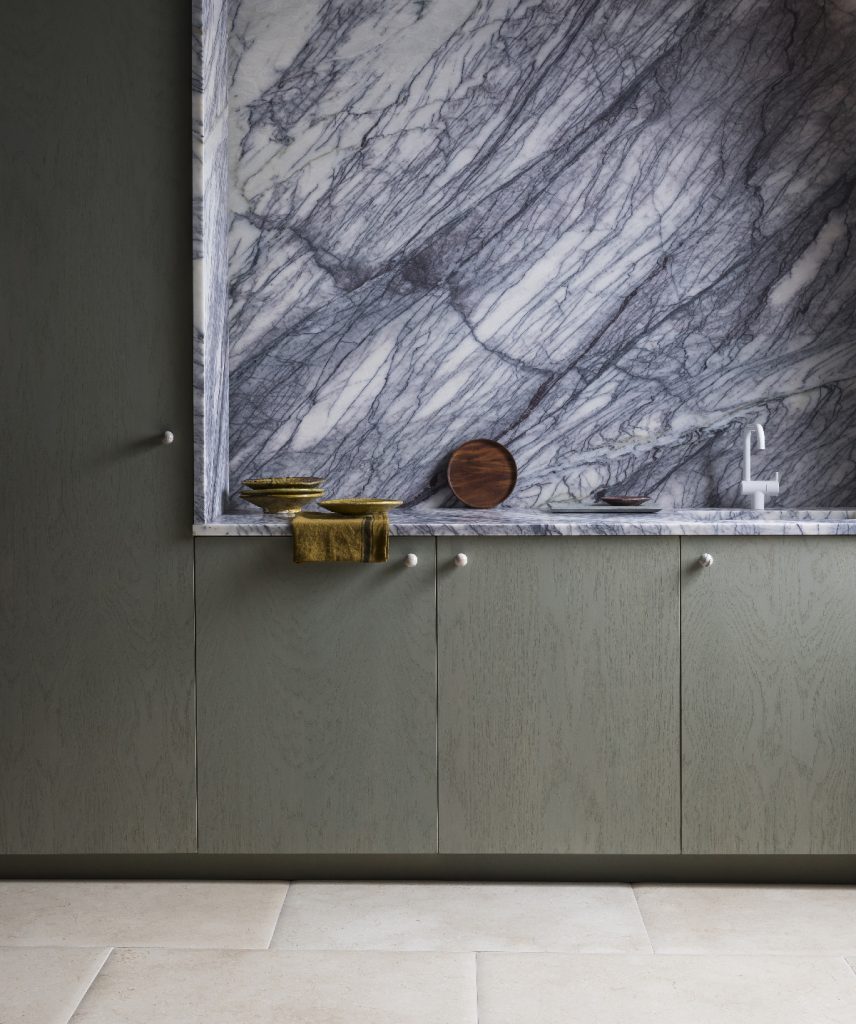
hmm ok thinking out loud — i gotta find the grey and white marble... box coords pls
[197,0,856,518]
[193,0,232,522]
[193,507,856,537]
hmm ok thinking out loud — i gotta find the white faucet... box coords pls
[740,422,780,510]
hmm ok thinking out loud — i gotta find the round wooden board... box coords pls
[447,439,517,508]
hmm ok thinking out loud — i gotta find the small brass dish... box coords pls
[243,476,325,489]
[318,498,403,516]
[240,490,324,517]
[240,486,326,496]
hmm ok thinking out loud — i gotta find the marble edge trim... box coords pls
[193,0,231,523]
[192,515,856,538]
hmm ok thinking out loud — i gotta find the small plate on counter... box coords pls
[318,499,403,516]
[547,503,663,514]
[243,476,324,489]
[447,438,517,508]
[600,494,652,506]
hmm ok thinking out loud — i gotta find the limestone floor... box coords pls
[2,881,856,1023]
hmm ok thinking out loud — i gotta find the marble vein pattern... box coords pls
[193,0,232,522]
[191,507,856,537]
[214,0,856,512]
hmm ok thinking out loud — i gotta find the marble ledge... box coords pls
[193,509,856,538]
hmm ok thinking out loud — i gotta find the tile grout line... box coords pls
[474,951,480,1024]
[266,883,291,949]
[65,946,113,1023]
[630,885,656,955]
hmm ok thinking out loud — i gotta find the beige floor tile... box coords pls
[271,882,651,952]
[477,953,856,1024]
[635,884,856,954]
[70,948,477,1024]
[0,882,287,949]
[0,946,109,1024]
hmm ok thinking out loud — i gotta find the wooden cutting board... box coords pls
[447,439,517,508]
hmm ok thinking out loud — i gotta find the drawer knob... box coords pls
[454,553,468,567]
[161,430,175,445]
[404,553,418,568]
[698,552,714,568]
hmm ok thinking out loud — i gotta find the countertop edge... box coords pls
[193,511,856,538]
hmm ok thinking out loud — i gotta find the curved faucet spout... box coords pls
[741,422,779,510]
[743,422,765,482]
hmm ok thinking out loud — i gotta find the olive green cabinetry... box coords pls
[0,0,194,854]
[681,537,856,854]
[195,538,438,854]
[437,537,681,854]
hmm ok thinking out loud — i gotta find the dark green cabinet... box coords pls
[682,537,856,854]
[437,537,681,854]
[195,537,438,854]
[0,0,195,854]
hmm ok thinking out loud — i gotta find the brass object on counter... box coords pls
[318,498,402,516]
[240,489,324,517]
[243,476,324,489]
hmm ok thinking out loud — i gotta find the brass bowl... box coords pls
[240,486,326,496]
[318,498,403,516]
[243,476,324,489]
[240,490,324,517]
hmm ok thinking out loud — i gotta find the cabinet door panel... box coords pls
[196,537,437,854]
[682,537,856,854]
[438,537,680,854]
[0,0,194,854]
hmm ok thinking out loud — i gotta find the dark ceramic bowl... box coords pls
[600,495,652,507]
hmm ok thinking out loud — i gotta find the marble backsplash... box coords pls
[218,0,856,510]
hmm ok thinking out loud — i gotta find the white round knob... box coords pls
[698,552,714,568]
[161,430,175,445]
[454,553,468,567]
[404,553,418,568]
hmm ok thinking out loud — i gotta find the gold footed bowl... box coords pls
[240,489,325,517]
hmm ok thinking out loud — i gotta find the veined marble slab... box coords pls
[214,0,856,514]
[192,508,856,537]
[194,1,856,521]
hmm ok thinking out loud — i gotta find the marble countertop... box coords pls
[193,508,856,537]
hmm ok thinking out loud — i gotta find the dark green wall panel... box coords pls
[0,1,195,853]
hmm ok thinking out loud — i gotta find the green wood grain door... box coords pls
[437,537,680,854]
[0,0,195,854]
[195,537,438,854]
[682,537,856,854]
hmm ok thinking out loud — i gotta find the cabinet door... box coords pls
[438,537,680,854]
[0,1,195,853]
[195,537,438,854]
[682,537,856,854]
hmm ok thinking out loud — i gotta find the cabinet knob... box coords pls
[698,552,714,568]
[161,430,175,445]
[404,553,418,568]
[454,553,468,567]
